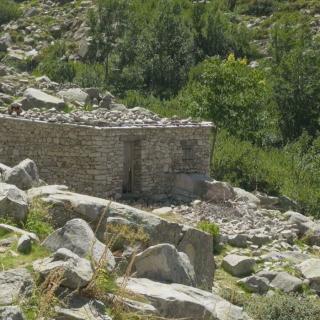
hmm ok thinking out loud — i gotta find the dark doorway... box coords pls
[122,141,135,193]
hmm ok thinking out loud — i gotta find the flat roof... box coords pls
[0,113,215,130]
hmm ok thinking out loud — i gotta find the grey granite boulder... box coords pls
[0,183,28,221]
[29,186,214,290]
[228,234,249,248]
[42,218,115,271]
[0,268,33,305]
[0,163,10,180]
[173,173,235,202]
[284,211,313,235]
[118,277,250,320]
[238,275,270,294]
[3,166,33,190]
[54,295,112,320]
[0,306,25,320]
[270,272,303,293]
[17,234,32,254]
[297,258,320,292]
[58,88,90,105]
[22,88,66,110]
[2,159,39,190]
[222,254,255,277]
[134,243,196,286]
[17,159,40,183]
[33,248,94,289]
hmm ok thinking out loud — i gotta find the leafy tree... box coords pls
[270,13,312,64]
[270,15,320,141]
[136,0,194,97]
[272,46,320,141]
[178,54,277,144]
[88,0,128,84]
[191,1,253,60]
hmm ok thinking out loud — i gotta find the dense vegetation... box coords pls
[1,0,319,217]
[0,0,20,26]
[246,292,320,320]
[86,0,320,217]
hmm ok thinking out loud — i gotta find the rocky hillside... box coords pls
[1,159,320,320]
[1,1,320,320]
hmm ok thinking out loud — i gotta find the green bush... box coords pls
[36,59,75,83]
[213,130,320,217]
[121,90,187,118]
[197,221,221,253]
[245,0,275,16]
[24,198,54,240]
[36,42,75,83]
[73,62,105,88]
[246,292,320,320]
[0,0,21,26]
[178,54,278,144]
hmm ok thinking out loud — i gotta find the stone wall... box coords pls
[0,116,214,198]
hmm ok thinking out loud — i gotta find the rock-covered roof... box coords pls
[0,80,213,128]
[0,107,213,128]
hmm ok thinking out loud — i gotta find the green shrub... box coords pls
[36,42,75,83]
[178,54,278,145]
[36,59,75,83]
[213,130,320,217]
[0,0,21,25]
[24,198,54,240]
[197,221,221,253]
[246,292,320,320]
[121,90,187,118]
[73,62,105,88]
[245,0,275,16]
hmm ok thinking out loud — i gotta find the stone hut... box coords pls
[0,112,214,198]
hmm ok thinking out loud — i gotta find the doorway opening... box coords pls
[122,141,135,193]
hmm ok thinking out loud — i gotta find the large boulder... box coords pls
[54,295,112,320]
[3,159,40,190]
[0,223,38,241]
[18,159,40,183]
[222,254,255,277]
[0,268,33,305]
[17,234,32,254]
[3,167,32,190]
[228,234,249,248]
[22,88,66,110]
[0,183,28,221]
[173,174,235,202]
[134,243,196,286]
[0,163,10,180]
[118,277,250,320]
[42,219,115,271]
[27,185,109,238]
[29,186,215,290]
[238,275,270,294]
[58,88,90,106]
[254,192,298,211]
[269,272,303,293]
[33,248,94,289]
[297,258,320,292]
[284,211,313,235]
[284,211,320,245]
[233,187,260,206]
[0,306,25,320]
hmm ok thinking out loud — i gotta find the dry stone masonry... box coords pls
[0,113,214,198]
